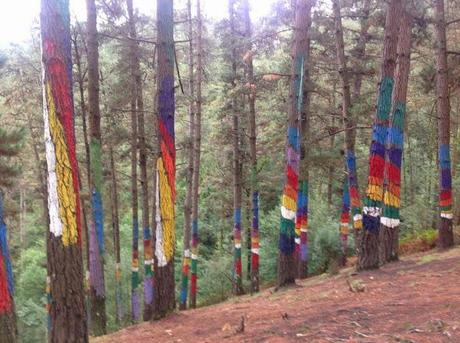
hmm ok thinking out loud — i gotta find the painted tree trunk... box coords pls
[332,0,363,261]
[240,0,260,293]
[180,0,195,310]
[86,0,107,334]
[434,0,454,249]
[189,0,203,309]
[0,192,17,342]
[40,1,88,340]
[339,178,350,266]
[109,144,123,324]
[228,0,244,296]
[359,0,401,271]
[154,0,176,318]
[380,10,412,263]
[296,29,311,280]
[278,0,311,287]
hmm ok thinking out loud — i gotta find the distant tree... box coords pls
[40,0,88,340]
[189,0,203,309]
[380,9,413,263]
[180,0,195,310]
[277,0,311,287]
[86,0,107,334]
[154,0,176,318]
[434,0,454,249]
[359,0,401,271]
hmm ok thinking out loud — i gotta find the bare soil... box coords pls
[93,247,460,342]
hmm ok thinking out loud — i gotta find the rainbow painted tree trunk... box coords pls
[295,180,308,277]
[189,0,203,309]
[339,177,350,266]
[346,151,362,244]
[40,1,88,339]
[278,0,310,287]
[0,192,17,341]
[380,11,412,263]
[154,0,176,318]
[233,207,243,294]
[359,0,401,271]
[251,189,260,291]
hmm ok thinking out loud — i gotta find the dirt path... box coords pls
[93,247,460,342]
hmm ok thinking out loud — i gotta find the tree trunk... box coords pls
[72,28,92,309]
[85,0,107,334]
[278,0,311,287]
[352,0,371,101]
[380,10,412,264]
[434,0,454,249]
[359,0,401,271]
[40,0,88,340]
[189,0,203,309]
[296,5,312,280]
[180,0,195,310]
[154,0,176,318]
[0,192,17,343]
[228,0,244,296]
[332,0,363,264]
[241,0,260,293]
[109,144,123,324]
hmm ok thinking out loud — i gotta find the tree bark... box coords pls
[229,0,244,296]
[241,0,260,293]
[333,0,364,265]
[40,0,88,340]
[189,0,203,309]
[380,9,412,264]
[434,0,454,249]
[359,0,401,271]
[180,0,195,310]
[0,192,17,343]
[278,0,311,287]
[109,143,123,324]
[86,0,107,334]
[154,0,176,318]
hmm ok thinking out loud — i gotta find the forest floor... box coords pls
[93,246,460,343]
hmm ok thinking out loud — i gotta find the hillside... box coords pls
[93,247,460,342]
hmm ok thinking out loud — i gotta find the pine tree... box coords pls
[86,0,107,333]
[278,0,311,287]
[434,0,454,248]
[380,9,412,263]
[40,0,88,340]
[189,0,203,309]
[359,0,401,271]
[154,0,176,318]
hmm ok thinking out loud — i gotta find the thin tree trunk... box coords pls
[0,191,17,343]
[380,9,412,264]
[109,143,123,324]
[241,0,259,292]
[40,0,88,340]
[154,0,176,318]
[352,0,371,101]
[228,0,244,296]
[86,0,107,334]
[359,0,401,271]
[434,0,454,248]
[278,0,311,287]
[332,0,363,266]
[180,0,195,310]
[189,0,202,309]
[72,29,92,305]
